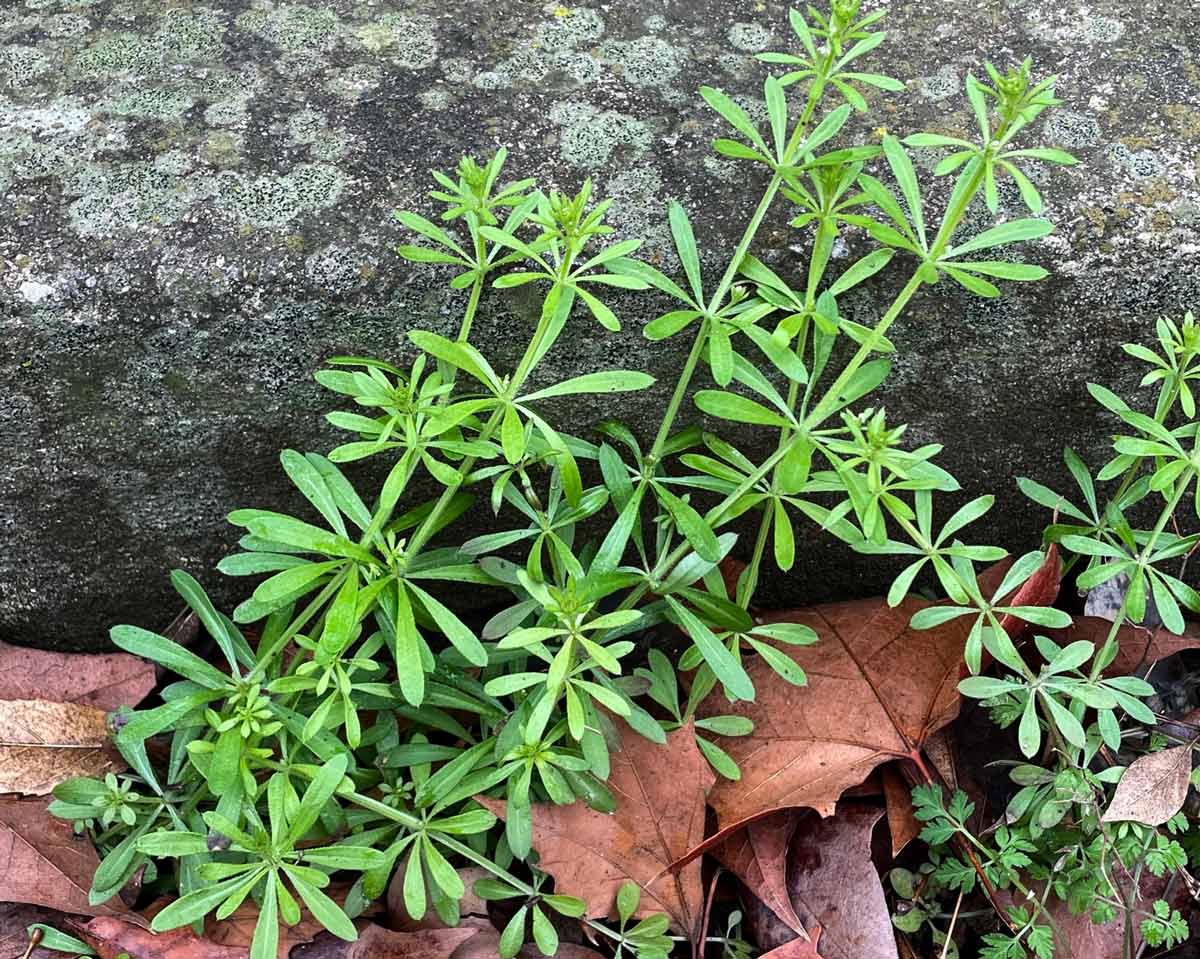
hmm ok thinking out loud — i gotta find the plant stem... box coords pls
[802,269,924,429]
[248,571,348,683]
[1089,473,1192,682]
[404,283,571,559]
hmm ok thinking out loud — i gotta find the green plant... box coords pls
[51,3,1193,957]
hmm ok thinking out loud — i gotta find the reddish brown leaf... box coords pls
[477,719,713,939]
[758,927,826,959]
[702,596,973,827]
[784,805,896,959]
[712,810,807,938]
[77,918,246,959]
[997,544,1061,639]
[880,767,920,858]
[291,925,478,959]
[199,892,373,958]
[0,798,132,919]
[0,642,155,712]
[1045,615,1200,677]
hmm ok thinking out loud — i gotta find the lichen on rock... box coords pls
[1,0,1199,648]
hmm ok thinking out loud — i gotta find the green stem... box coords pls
[1089,472,1191,682]
[803,269,924,428]
[404,277,572,559]
[247,571,347,683]
[648,319,711,461]
[642,68,829,466]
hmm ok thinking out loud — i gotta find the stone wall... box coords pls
[2,0,1198,649]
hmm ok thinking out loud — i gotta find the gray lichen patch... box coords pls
[598,36,683,88]
[236,3,340,54]
[216,163,349,229]
[917,64,960,102]
[352,12,437,68]
[727,22,772,53]
[549,102,652,168]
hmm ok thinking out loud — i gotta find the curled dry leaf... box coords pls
[701,596,972,828]
[77,918,247,959]
[712,810,807,938]
[742,807,894,959]
[784,805,895,959]
[0,641,155,711]
[477,719,713,939]
[0,700,122,795]
[880,767,921,858]
[996,544,1061,639]
[1101,746,1192,826]
[0,798,132,919]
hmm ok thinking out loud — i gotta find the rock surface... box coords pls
[1,0,1198,649]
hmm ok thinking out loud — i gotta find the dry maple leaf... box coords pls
[1101,745,1192,826]
[0,798,132,919]
[477,719,713,940]
[701,596,972,829]
[0,700,122,795]
[712,810,807,938]
[0,642,155,712]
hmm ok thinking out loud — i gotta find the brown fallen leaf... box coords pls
[290,925,478,959]
[701,596,973,828]
[784,805,897,959]
[1101,745,1192,825]
[758,927,826,959]
[0,902,71,959]
[922,728,959,792]
[880,767,921,858]
[388,867,489,932]
[76,918,247,959]
[0,642,155,712]
[477,719,713,941]
[996,869,1179,959]
[1045,615,1200,677]
[712,810,808,938]
[198,890,376,958]
[0,797,131,918]
[0,700,122,795]
[997,544,1061,639]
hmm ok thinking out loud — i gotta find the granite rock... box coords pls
[2,0,1199,648]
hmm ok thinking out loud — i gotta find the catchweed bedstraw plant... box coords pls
[45,3,1196,958]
